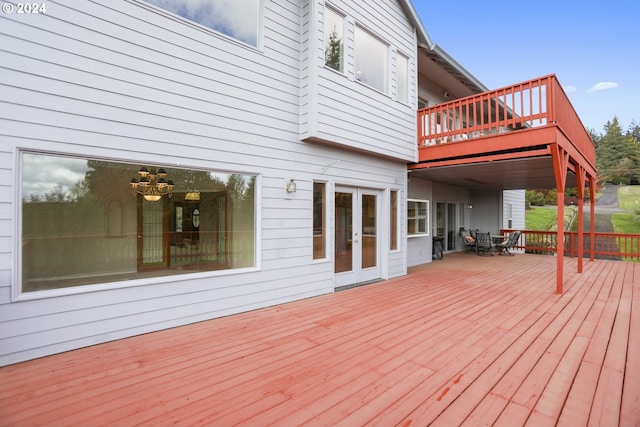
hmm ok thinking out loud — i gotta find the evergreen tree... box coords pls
[325,27,342,72]
[627,119,640,143]
[595,117,640,184]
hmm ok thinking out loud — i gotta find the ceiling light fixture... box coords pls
[130,167,174,202]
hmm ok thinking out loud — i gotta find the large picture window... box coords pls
[20,152,256,293]
[142,0,261,47]
[355,26,388,93]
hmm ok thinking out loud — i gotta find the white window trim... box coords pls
[323,4,346,74]
[312,180,330,263]
[130,0,265,51]
[13,148,263,302]
[407,198,430,237]
[395,50,410,105]
[354,24,390,95]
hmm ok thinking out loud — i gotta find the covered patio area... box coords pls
[1,253,638,426]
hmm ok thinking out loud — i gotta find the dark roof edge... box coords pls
[400,0,489,93]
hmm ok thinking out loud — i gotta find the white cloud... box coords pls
[587,81,619,93]
[146,0,259,46]
[22,153,88,199]
[564,85,577,92]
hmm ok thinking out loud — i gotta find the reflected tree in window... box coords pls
[325,27,343,72]
[21,152,256,293]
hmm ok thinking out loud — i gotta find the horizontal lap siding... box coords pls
[503,190,525,230]
[0,0,410,365]
[0,149,12,306]
[306,0,417,162]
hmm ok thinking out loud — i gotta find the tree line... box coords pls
[526,116,639,207]
[592,117,640,185]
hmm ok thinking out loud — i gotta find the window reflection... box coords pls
[324,7,344,72]
[355,26,388,93]
[21,152,256,293]
[143,0,260,47]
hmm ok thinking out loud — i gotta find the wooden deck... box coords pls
[1,253,638,426]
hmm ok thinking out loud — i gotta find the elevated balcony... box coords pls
[411,74,596,190]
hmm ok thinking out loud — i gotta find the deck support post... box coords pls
[576,166,587,273]
[552,144,569,294]
[589,175,596,261]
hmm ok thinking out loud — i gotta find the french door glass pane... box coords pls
[361,194,377,269]
[334,192,353,273]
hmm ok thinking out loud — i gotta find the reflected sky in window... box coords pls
[145,0,259,47]
[22,154,88,200]
[21,152,252,202]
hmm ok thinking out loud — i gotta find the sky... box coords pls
[413,0,639,133]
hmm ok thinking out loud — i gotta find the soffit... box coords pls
[409,156,578,191]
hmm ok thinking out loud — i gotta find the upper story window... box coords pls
[324,6,344,72]
[355,26,388,93]
[396,53,409,104]
[143,0,261,47]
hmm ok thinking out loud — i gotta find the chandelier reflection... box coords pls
[130,167,174,202]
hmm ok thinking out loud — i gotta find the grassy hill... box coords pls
[526,185,640,233]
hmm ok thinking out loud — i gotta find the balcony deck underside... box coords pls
[410,126,589,190]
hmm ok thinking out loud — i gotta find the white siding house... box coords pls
[0,0,523,366]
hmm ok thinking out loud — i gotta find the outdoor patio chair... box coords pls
[494,231,521,256]
[475,232,494,256]
[460,228,477,253]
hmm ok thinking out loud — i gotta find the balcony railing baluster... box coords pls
[500,229,640,261]
[417,74,595,166]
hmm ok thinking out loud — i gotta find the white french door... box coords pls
[334,186,381,287]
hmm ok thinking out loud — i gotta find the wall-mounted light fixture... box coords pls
[130,167,174,202]
[285,178,297,193]
[467,202,473,209]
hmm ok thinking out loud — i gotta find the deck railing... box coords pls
[499,229,640,261]
[418,74,595,165]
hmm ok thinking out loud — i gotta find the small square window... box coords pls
[408,199,429,236]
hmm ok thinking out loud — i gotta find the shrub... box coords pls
[525,190,546,206]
